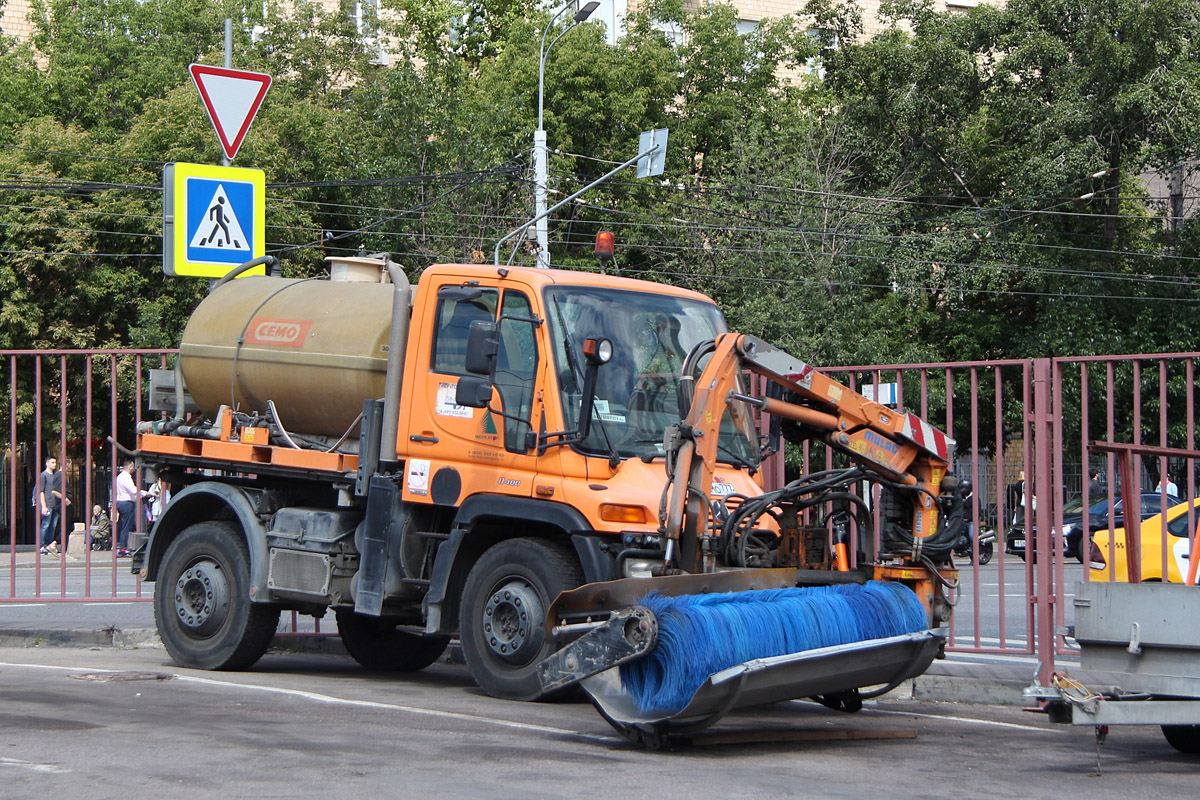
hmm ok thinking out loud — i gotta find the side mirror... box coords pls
[455,376,493,409]
[464,320,500,376]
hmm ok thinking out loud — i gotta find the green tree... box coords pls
[0,0,387,351]
[805,0,1200,360]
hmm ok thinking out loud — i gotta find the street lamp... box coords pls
[534,0,599,269]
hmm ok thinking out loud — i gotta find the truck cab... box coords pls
[397,264,762,553]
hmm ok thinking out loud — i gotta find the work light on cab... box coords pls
[582,337,613,365]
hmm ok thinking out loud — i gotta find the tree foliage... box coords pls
[0,0,1196,367]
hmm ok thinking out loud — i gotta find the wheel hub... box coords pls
[482,580,543,663]
[173,559,229,635]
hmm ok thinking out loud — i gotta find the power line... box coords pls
[0,143,167,166]
[590,263,1200,303]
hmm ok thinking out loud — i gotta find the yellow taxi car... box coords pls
[1090,497,1198,583]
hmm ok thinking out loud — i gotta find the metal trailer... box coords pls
[1027,580,1200,754]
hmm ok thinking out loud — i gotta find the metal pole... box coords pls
[223,18,232,168]
[1032,357,1055,688]
[535,8,568,270]
[496,143,658,266]
[534,2,596,269]
[534,129,549,268]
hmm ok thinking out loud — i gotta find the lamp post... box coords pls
[534,0,599,269]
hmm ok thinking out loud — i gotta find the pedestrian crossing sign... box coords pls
[163,162,266,278]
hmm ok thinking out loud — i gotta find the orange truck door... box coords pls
[401,278,543,507]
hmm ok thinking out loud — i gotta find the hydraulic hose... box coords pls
[677,339,717,419]
[211,255,280,291]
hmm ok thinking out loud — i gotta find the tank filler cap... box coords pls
[325,255,389,284]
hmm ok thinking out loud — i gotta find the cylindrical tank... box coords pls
[179,275,397,439]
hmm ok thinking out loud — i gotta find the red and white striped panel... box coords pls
[900,412,956,461]
[784,364,814,390]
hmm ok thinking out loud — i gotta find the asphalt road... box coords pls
[0,644,1193,800]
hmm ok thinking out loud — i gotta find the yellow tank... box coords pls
[179,275,395,439]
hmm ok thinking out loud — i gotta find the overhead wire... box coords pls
[0,150,1194,300]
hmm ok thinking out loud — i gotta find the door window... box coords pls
[494,291,538,453]
[432,290,498,375]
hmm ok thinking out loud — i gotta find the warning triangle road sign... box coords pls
[189,64,272,161]
[188,184,250,252]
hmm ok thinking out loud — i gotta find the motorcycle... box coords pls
[953,522,995,565]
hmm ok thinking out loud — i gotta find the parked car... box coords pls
[1090,498,1199,583]
[1005,493,1167,563]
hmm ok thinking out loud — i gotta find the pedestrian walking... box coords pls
[147,477,171,524]
[37,456,69,556]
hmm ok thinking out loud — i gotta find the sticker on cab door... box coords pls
[476,409,500,442]
[436,382,473,418]
[407,459,430,496]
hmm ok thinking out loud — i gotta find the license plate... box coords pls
[1012,540,1025,550]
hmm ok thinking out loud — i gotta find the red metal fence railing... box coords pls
[1050,354,1200,683]
[813,359,1037,663]
[5,347,1198,681]
[3,349,173,603]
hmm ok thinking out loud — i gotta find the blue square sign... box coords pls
[185,176,256,265]
[163,162,265,278]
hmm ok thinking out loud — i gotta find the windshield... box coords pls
[544,285,759,467]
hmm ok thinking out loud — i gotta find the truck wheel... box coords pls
[1162,724,1200,754]
[335,609,449,671]
[459,538,583,700]
[154,521,279,670]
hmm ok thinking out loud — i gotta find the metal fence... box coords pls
[3,350,170,603]
[4,347,1198,686]
[803,352,1200,685]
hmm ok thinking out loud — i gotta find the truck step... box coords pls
[415,530,450,541]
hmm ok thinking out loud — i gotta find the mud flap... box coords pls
[581,630,945,747]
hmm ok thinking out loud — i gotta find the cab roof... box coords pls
[419,263,717,306]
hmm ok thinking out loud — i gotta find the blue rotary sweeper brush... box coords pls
[617,581,929,714]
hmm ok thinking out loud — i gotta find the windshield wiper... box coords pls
[549,296,621,468]
[716,442,756,471]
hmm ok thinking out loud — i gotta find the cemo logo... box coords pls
[246,318,312,348]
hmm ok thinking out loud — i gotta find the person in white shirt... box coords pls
[1156,473,1179,498]
[114,459,148,557]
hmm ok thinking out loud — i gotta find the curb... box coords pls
[911,673,1031,706]
[269,634,468,666]
[0,627,163,649]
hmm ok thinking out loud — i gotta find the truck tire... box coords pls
[154,521,280,670]
[335,609,449,672]
[1162,724,1200,754]
[459,537,584,700]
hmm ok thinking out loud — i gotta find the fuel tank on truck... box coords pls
[178,260,398,440]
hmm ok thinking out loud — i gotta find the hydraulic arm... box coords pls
[660,333,964,573]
